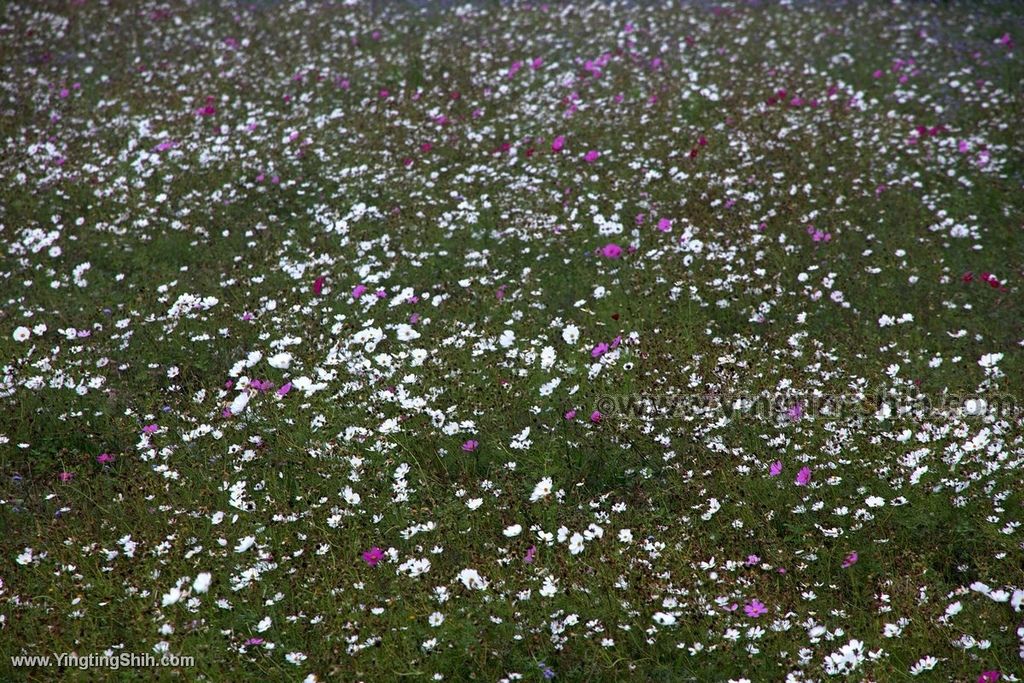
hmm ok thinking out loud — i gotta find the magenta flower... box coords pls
[551,135,566,153]
[769,460,783,477]
[96,453,115,464]
[600,243,623,259]
[842,551,859,568]
[564,409,577,420]
[462,439,479,452]
[657,218,672,232]
[244,638,264,647]
[744,599,767,618]
[142,424,158,434]
[795,466,812,486]
[590,410,602,423]
[362,547,384,567]
[787,402,803,421]
[58,471,74,482]
[978,672,1001,683]
[524,545,537,563]
[276,381,292,396]
[584,149,600,163]
[591,342,609,358]
[313,276,325,295]
[351,284,368,299]
[745,554,760,567]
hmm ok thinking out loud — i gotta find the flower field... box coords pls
[1,0,1023,680]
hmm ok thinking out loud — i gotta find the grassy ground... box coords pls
[1,0,1023,680]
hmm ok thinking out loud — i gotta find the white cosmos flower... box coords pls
[457,568,489,590]
[503,524,522,537]
[12,326,30,342]
[234,536,256,553]
[267,352,292,369]
[161,587,182,607]
[568,533,585,555]
[229,392,250,415]
[529,476,553,502]
[192,573,212,593]
[395,324,420,341]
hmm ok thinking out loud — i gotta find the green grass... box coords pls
[1,0,1023,681]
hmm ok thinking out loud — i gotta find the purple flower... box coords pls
[600,243,623,259]
[744,599,767,618]
[461,439,479,452]
[362,547,384,567]
[769,460,783,477]
[842,551,859,568]
[795,466,812,486]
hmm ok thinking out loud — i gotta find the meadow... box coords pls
[1,0,1023,680]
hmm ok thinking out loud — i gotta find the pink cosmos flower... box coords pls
[524,545,537,563]
[584,149,600,163]
[351,284,368,299]
[362,547,384,567]
[590,410,602,423]
[795,466,812,486]
[564,409,577,420]
[978,672,1001,683]
[744,599,767,618]
[58,471,74,482]
[244,638,264,647]
[142,424,159,434]
[276,382,292,396]
[769,460,783,477]
[600,243,623,259]
[462,440,478,452]
[96,453,115,464]
[591,342,609,358]
[313,276,325,295]
[745,554,760,567]
[551,135,565,152]
[842,551,859,568]
[657,218,672,232]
